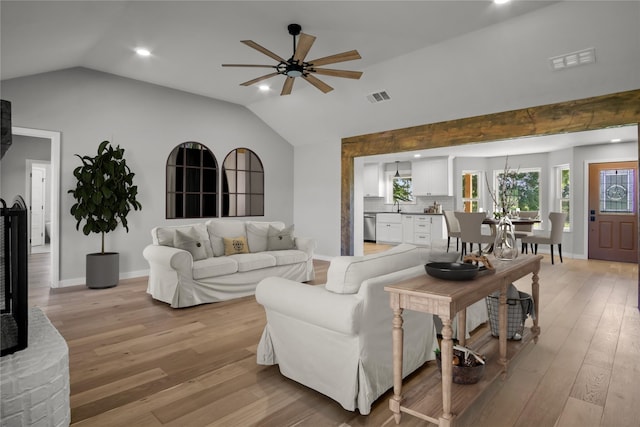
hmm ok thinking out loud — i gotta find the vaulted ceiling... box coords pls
[2,1,638,154]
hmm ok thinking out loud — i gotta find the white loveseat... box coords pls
[255,244,460,415]
[143,220,315,308]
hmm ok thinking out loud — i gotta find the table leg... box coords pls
[457,309,467,347]
[439,316,454,426]
[499,283,508,377]
[390,307,404,424]
[531,268,541,343]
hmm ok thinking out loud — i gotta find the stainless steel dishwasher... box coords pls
[364,213,376,242]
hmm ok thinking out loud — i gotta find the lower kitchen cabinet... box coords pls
[413,215,431,245]
[376,213,403,243]
[401,214,446,246]
[402,215,415,243]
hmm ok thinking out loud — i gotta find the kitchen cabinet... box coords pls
[413,215,431,245]
[363,163,384,197]
[412,157,453,196]
[376,213,402,243]
[401,214,447,246]
[402,215,414,243]
[431,215,446,241]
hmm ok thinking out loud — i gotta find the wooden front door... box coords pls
[588,161,638,263]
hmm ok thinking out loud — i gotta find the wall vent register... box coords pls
[367,90,391,104]
[549,47,596,71]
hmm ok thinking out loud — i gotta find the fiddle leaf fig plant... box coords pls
[69,140,142,254]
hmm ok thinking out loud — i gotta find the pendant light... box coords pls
[394,161,400,178]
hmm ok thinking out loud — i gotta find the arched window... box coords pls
[166,142,218,218]
[222,148,264,217]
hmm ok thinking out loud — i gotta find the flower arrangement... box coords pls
[485,156,519,217]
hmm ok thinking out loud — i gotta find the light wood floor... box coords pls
[27,250,639,426]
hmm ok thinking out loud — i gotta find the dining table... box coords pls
[480,217,541,254]
[482,217,541,227]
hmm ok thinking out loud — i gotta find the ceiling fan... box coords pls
[222,23,363,96]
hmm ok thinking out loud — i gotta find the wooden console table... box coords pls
[385,254,542,426]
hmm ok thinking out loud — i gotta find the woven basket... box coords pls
[485,290,532,340]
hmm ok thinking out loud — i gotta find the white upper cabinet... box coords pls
[412,157,453,196]
[363,163,384,197]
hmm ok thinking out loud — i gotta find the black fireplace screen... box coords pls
[1,196,29,356]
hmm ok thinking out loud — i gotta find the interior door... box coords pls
[588,161,637,263]
[30,166,46,247]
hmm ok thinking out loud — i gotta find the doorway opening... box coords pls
[12,127,61,288]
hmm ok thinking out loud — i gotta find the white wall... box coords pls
[293,142,342,258]
[1,68,295,284]
[286,1,640,257]
[1,134,50,202]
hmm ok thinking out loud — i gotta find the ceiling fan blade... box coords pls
[241,40,286,63]
[309,50,361,67]
[293,33,316,62]
[281,77,295,96]
[222,64,278,68]
[240,72,279,87]
[302,74,333,93]
[312,68,363,79]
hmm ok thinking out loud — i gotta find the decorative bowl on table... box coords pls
[425,262,479,281]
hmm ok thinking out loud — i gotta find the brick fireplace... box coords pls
[1,307,70,426]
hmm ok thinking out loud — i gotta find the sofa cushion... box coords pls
[267,224,295,250]
[269,249,308,266]
[224,236,249,255]
[154,223,213,258]
[325,244,423,295]
[207,220,247,256]
[229,253,276,272]
[192,257,238,280]
[244,222,276,253]
[174,228,208,261]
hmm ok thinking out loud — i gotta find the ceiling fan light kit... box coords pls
[222,23,363,96]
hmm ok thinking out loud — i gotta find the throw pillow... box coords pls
[174,228,208,261]
[246,222,271,253]
[223,236,249,255]
[267,224,295,251]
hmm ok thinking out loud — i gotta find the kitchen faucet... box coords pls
[393,200,401,213]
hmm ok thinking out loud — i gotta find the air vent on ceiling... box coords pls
[549,47,596,71]
[366,90,391,104]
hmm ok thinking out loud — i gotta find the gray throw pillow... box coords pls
[174,228,208,261]
[267,224,295,250]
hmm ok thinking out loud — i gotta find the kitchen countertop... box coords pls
[365,211,443,215]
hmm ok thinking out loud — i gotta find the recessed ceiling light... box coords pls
[135,48,151,57]
[610,138,622,143]
[494,0,510,4]
[258,85,270,92]
[414,154,421,158]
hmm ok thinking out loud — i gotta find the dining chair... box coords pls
[514,210,538,253]
[521,212,566,264]
[454,211,495,257]
[443,210,462,252]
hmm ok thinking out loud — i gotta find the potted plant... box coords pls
[69,140,142,288]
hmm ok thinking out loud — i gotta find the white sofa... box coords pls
[143,220,315,308]
[255,244,460,415]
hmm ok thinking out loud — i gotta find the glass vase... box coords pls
[493,216,519,260]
